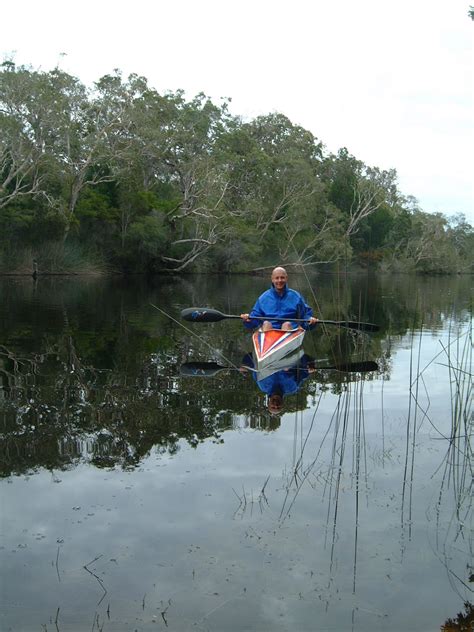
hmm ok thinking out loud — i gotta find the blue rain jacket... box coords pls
[242,353,312,396]
[244,284,315,330]
[256,366,310,397]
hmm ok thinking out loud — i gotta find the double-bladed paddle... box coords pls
[180,359,379,377]
[180,307,380,333]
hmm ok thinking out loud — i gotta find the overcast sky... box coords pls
[3,0,473,222]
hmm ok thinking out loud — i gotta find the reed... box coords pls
[0,242,111,276]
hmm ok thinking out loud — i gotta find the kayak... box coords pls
[252,327,306,371]
[252,348,305,381]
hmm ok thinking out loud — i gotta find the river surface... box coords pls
[0,273,472,631]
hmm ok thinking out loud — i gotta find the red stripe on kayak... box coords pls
[254,329,304,360]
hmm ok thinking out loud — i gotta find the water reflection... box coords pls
[238,350,378,416]
[407,323,473,604]
[0,276,383,475]
[0,274,472,631]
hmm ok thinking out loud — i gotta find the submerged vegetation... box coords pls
[1,60,473,275]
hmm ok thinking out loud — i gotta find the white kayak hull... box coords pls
[253,348,305,381]
[252,328,306,371]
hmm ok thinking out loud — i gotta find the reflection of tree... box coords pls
[1,272,471,481]
[0,275,387,477]
[2,341,373,477]
[0,348,243,475]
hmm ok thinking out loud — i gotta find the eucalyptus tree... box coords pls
[68,82,239,271]
[219,113,346,269]
[2,61,469,275]
[345,165,398,237]
[447,213,474,271]
[44,69,140,241]
[0,62,54,210]
[324,148,399,244]
[79,74,176,265]
[125,88,236,271]
[379,201,474,273]
[244,113,323,239]
[0,63,140,245]
[397,211,460,272]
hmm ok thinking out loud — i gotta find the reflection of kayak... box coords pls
[252,328,306,371]
[251,348,304,381]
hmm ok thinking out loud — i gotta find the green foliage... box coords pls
[325,148,359,215]
[76,187,117,221]
[0,61,471,275]
[127,213,168,256]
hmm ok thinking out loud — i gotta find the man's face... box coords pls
[271,269,288,292]
[268,393,283,414]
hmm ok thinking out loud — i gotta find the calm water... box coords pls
[0,273,472,632]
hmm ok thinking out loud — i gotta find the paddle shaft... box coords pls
[181,360,378,377]
[180,308,379,332]
[181,308,306,323]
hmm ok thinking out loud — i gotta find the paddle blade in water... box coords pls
[332,360,379,373]
[180,361,226,376]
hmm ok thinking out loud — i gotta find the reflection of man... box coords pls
[241,353,315,415]
[240,267,318,331]
[268,393,284,416]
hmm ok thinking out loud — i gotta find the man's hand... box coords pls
[240,313,250,322]
[308,317,318,326]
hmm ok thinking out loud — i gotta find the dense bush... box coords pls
[1,62,472,274]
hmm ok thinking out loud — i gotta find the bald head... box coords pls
[271,267,288,294]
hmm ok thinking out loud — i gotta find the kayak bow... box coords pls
[252,328,305,371]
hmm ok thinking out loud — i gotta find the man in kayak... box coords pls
[241,352,316,414]
[240,266,318,331]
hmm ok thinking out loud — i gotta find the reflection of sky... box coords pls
[1,278,472,632]
[2,324,471,632]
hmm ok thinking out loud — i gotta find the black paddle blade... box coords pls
[181,308,228,323]
[180,361,227,376]
[330,360,379,373]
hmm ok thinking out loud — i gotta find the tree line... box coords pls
[1,61,472,274]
